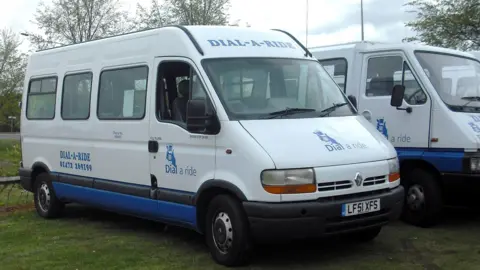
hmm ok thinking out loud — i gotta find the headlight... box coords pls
[261,168,316,194]
[470,158,480,173]
[388,157,400,182]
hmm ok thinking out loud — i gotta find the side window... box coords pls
[366,56,403,97]
[26,77,58,119]
[61,72,93,120]
[157,61,211,124]
[398,64,427,105]
[318,58,347,92]
[97,66,148,120]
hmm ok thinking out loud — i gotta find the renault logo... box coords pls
[354,172,363,186]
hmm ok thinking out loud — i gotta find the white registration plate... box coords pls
[341,198,380,217]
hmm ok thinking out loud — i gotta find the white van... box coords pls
[18,26,403,266]
[312,41,480,228]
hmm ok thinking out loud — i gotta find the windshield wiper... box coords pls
[319,102,349,117]
[461,96,480,106]
[267,107,316,119]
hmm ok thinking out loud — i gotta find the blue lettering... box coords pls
[218,39,228,46]
[227,39,238,46]
[184,166,197,176]
[325,144,345,152]
[264,41,275,47]
[207,39,298,49]
[208,40,221,46]
[235,39,246,46]
[251,40,261,47]
[271,41,280,47]
[165,164,177,174]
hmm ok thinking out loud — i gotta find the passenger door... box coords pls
[357,52,431,148]
[148,57,216,198]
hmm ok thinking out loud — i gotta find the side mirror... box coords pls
[347,95,357,110]
[390,85,412,113]
[186,99,215,132]
[390,85,405,107]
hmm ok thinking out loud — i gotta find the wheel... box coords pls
[349,226,382,243]
[205,194,252,267]
[34,172,64,218]
[401,168,443,227]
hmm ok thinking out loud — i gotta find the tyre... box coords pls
[205,194,252,267]
[33,172,64,219]
[401,168,443,227]
[349,226,382,243]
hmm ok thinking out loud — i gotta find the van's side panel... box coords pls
[20,30,203,228]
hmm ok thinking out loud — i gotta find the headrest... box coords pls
[178,80,190,98]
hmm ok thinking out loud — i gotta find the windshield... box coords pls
[202,58,355,120]
[415,51,480,112]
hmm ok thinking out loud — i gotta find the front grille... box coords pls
[318,180,352,192]
[316,188,391,203]
[362,175,387,186]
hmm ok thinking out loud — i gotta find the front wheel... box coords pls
[401,168,443,227]
[205,194,252,267]
[34,172,64,218]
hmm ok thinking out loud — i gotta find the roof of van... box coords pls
[308,40,477,60]
[29,25,313,60]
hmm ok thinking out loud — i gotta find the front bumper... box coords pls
[243,186,404,240]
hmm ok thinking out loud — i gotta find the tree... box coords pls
[134,0,231,30]
[134,0,172,30]
[0,28,26,130]
[404,0,480,50]
[25,0,133,50]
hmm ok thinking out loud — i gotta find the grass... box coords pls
[1,139,479,269]
[0,183,33,209]
[0,139,21,177]
[0,203,479,270]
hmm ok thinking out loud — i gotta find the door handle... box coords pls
[148,140,159,153]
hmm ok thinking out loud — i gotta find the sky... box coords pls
[0,0,417,52]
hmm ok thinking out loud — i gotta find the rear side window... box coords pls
[97,66,148,120]
[26,77,58,119]
[62,72,93,120]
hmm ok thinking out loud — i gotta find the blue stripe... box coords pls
[396,147,464,173]
[51,171,196,195]
[52,182,197,228]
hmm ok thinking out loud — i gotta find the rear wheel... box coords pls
[205,194,252,267]
[401,168,443,227]
[34,172,64,218]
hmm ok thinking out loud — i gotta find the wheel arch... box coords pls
[194,179,248,234]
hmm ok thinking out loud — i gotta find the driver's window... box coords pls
[401,64,427,105]
[365,55,427,105]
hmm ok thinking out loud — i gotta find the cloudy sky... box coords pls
[0,0,417,51]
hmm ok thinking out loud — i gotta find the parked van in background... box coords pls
[19,27,404,266]
[312,41,480,228]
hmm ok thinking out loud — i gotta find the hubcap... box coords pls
[38,183,51,212]
[211,212,233,254]
[407,184,425,211]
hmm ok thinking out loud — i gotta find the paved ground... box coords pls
[0,133,19,140]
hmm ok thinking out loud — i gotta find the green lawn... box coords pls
[1,139,479,269]
[0,203,479,270]
[0,139,21,177]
